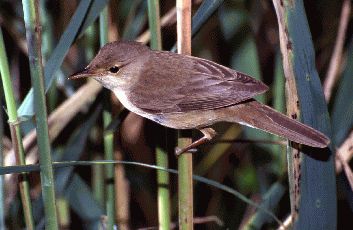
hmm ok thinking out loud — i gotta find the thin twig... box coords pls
[335,130,353,173]
[336,149,353,191]
[323,0,351,102]
[277,215,292,230]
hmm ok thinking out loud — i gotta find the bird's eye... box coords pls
[109,66,120,73]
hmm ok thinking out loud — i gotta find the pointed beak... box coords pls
[68,67,96,80]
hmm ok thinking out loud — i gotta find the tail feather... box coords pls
[224,99,330,148]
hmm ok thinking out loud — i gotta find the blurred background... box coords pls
[0,0,352,229]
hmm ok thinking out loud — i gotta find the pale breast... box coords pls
[112,88,222,129]
[112,88,162,122]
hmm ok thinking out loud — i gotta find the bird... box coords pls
[69,40,330,154]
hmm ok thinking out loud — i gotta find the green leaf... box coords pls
[279,1,336,229]
[55,105,102,192]
[218,5,246,40]
[243,183,286,229]
[192,0,225,37]
[65,174,103,221]
[122,0,147,41]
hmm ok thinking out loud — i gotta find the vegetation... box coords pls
[0,0,350,229]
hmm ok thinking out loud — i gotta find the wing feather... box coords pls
[129,51,269,114]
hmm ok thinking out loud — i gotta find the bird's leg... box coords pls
[175,128,217,156]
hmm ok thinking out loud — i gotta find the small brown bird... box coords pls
[69,41,329,154]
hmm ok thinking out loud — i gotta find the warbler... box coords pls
[69,41,330,153]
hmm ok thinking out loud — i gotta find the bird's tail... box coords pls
[222,99,330,148]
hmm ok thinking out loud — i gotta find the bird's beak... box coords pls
[68,67,95,80]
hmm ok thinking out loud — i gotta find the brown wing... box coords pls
[129,51,269,114]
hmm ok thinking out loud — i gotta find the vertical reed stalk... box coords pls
[0,26,35,230]
[176,1,193,229]
[22,0,58,228]
[147,0,171,229]
[100,6,116,230]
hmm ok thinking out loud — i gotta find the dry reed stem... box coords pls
[323,0,351,101]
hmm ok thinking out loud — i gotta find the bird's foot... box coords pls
[175,128,217,156]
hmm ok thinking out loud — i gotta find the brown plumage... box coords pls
[69,41,330,150]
